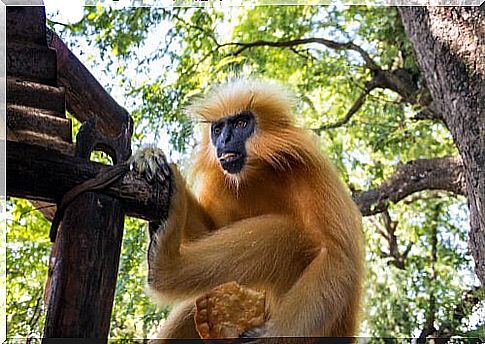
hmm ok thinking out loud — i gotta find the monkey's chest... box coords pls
[210,198,289,229]
[204,183,292,228]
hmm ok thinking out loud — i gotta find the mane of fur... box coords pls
[189,79,327,186]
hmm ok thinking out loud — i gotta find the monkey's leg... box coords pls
[151,213,360,337]
[263,246,362,337]
[147,214,317,303]
[150,300,199,340]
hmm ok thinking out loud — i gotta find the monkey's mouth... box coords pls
[219,152,242,162]
[218,152,245,174]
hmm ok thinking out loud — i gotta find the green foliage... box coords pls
[110,217,169,338]
[69,7,166,61]
[363,199,479,338]
[6,199,50,338]
[7,4,483,340]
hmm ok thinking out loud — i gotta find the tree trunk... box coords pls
[398,7,484,285]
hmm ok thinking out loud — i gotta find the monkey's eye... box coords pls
[213,126,222,135]
[235,120,247,129]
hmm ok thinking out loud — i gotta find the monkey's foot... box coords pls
[194,281,266,339]
[130,145,171,184]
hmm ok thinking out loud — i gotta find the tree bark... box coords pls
[398,7,484,285]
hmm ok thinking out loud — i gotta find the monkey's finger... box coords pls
[154,170,167,184]
[149,160,165,184]
[147,155,165,184]
[153,155,171,182]
[239,325,267,339]
[160,160,171,179]
[144,165,156,184]
[129,154,147,174]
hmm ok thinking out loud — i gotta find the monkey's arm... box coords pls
[149,212,359,336]
[131,147,214,243]
[134,147,360,336]
[168,168,215,242]
[147,213,316,303]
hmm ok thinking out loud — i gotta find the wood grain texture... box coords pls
[42,192,124,339]
[7,77,66,114]
[47,29,132,138]
[7,141,170,222]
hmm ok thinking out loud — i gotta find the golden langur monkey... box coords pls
[133,79,364,339]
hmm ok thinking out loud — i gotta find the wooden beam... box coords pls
[7,104,72,142]
[46,29,132,138]
[6,141,171,223]
[7,78,66,115]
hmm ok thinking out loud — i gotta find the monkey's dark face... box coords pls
[211,111,255,174]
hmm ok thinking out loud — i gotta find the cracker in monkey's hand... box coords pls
[194,281,266,339]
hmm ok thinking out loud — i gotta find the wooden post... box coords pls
[42,118,131,342]
[42,193,124,340]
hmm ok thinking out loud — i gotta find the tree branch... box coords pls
[419,206,439,342]
[353,156,466,216]
[27,294,43,336]
[218,38,430,131]
[369,210,409,269]
[312,77,383,132]
[312,87,369,132]
[190,35,438,131]
[221,37,380,71]
[165,8,219,46]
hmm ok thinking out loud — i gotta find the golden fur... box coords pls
[146,79,364,338]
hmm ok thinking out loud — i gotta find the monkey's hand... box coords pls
[129,146,171,185]
[130,146,176,246]
[239,324,267,338]
[131,146,191,271]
